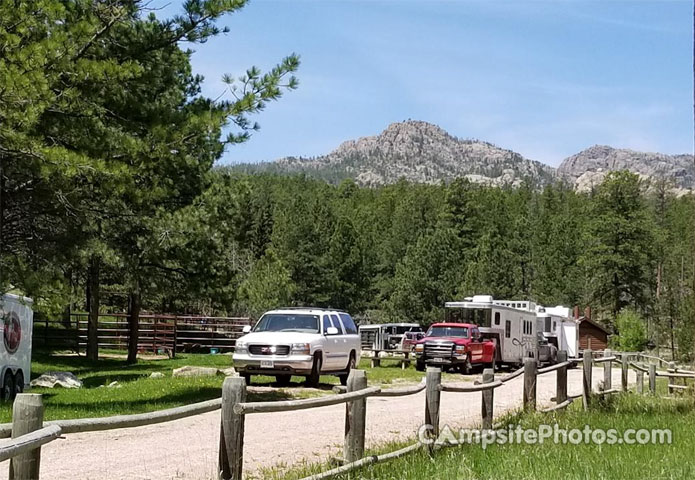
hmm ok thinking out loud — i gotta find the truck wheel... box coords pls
[339,353,356,386]
[306,354,322,388]
[2,371,14,402]
[488,355,497,372]
[459,355,472,375]
[13,371,24,398]
[275,374,291,387]
[241,373,251,385]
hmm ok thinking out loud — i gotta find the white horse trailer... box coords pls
[537,306,579,358]
[1,294,33,400]
[444,295,538,367]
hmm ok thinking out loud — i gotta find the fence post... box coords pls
[668,362,675,395]
[9,393,44,480]
[603,349,612,392]
[219,377,246,480]
[172,318,178,358]
[621,353,628,392]
[582,349,593,410]
[481,368,494,430]
[648,364,657,395]
[523,357,537,411]
[556,350,568,404]
[636,369,644,394]
[344,370,367,463]
[425,367,441,443]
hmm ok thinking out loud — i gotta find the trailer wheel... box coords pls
[13,371,24,398]
[2,371,14,402]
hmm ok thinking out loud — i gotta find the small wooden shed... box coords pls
[577,317,609,351]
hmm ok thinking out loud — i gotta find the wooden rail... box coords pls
[0,425,62,463]
[537,361,572,374]
[0,398,222,439]
[234,387,381,415]
[373,381,426,397]
[439,380,503,393]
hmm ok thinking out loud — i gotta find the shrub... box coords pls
[614,308,647,352]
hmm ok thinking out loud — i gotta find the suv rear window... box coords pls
[339,314,358,334]
[255,314,320,333]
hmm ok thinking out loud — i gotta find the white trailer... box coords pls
[1,294,33,399]
[444,295,538,367]
[536,305,579,358]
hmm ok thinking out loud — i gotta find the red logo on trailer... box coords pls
[3,312,21,354]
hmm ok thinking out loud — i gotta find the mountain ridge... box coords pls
[233,120,693,191]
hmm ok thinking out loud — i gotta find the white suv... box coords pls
[233,308,361,387]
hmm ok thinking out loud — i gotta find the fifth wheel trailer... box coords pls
[0,293,33,399]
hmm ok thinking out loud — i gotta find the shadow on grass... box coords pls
[82,374,150,387]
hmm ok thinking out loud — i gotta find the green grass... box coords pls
[0,350,466,422]
[269,391,695,480]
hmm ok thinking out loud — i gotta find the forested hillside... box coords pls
[22,169,695,358]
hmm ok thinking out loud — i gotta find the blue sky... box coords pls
[154,0,692,166]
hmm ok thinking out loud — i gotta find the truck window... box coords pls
[339,314,358,334]
[505,320,511,338]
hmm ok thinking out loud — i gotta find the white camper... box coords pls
[536,305,578,358]
[1,294,33,399]
[444,295,538,367]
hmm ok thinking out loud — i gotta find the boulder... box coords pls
[30,372,82,389]
[172,366,220,378]
[149,372,165,378]
[219,367,237,377]
[378,351,389,358]
[107,381,121,388]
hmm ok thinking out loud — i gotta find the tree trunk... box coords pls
[692,0,695,364]
[61,268,73,328]
[127,288,141,364]
[86,257,100,361]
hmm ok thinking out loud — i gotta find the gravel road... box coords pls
[1,367,634,480]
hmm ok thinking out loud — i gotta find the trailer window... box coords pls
[445,308,491,327]
[505,320,511,338]
[494,312,500,325]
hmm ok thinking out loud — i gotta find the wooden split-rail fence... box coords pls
[0,349,691,479]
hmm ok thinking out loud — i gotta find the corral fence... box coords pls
[0,349,692,480]
[34,313,253,355]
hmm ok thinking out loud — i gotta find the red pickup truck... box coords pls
[414,323,496,374]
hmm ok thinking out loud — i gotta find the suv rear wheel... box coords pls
[339,353,356,386]
[306,353,322,388]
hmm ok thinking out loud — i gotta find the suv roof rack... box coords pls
[275,307,347,313]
